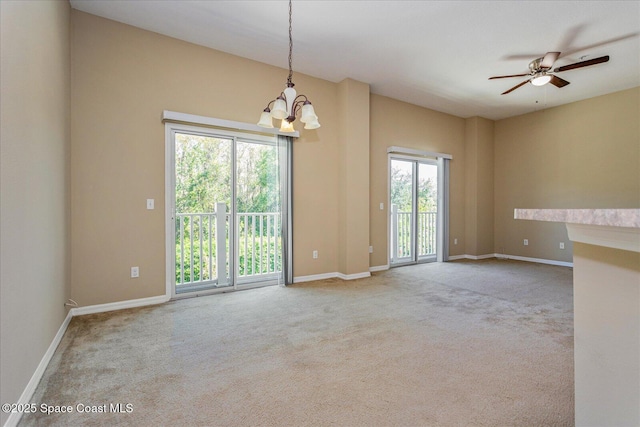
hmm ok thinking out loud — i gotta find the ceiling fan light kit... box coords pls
[489,51,610,95]
[258,0,320,132]
[531,72,552,86]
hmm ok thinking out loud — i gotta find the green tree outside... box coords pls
[174,133,282,285]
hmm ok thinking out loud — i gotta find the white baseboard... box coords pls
[448,253,572,267]
[495,253,573,268]
[4,310,74,427]
[293,270,372,283]
[70,295,170,316]
[465,253,497,260]
[449,254,493,261]
[293,272,339,283]
[337,272,371,280]
[292,256,571,282]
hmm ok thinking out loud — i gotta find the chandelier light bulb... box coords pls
[271,96,288,120]
[280,119,295,133]
[257,110,274,128]
[300,102,317,124]
[303,116,321,130]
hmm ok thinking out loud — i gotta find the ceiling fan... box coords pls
[489,52,610,95]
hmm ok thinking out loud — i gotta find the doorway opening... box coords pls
[166,123,290,298]
[388,149,450,267]
[389,158,438,265]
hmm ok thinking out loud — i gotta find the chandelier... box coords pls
[257,0,320,132]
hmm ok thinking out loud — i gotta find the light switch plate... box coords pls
[146,199,154,210]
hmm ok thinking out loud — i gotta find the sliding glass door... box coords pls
[389,157,438,266]
[166,124,290,297]
[173,132,233,292]
[235,140,282,287]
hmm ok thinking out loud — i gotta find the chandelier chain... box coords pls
[258,0,319,130]
[287,0,293,86]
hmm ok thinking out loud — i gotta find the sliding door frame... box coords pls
[165,122,287,299]
[388,154,437,266]
[387,147,451,267]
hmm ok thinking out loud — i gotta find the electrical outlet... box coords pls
[131,266,139,278]
[559,242,565,249]
[312,250,318,259]
[523,239,529,246]
[369,246,374,253]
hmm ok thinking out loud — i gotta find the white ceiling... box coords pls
[69,0,640,120]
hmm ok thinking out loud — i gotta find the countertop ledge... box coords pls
[514,209,640,229]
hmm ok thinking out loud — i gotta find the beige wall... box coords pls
[369,94,467,268]
[72,10,478,305]
[0,0,71,423]
[338,79,371,276]
[494,88,640,262]
[465,117,495,256]
[70,10,344,305]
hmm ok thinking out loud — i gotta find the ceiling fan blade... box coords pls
[554,55,610,72]
[501,80,529,95]
[489,73,530,80]
[540,51,561,69]
[549,75,570,88]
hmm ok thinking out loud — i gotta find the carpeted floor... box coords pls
[19,259,574,426]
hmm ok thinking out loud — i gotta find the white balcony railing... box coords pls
[390,204,437,263]
[237,212,282,280]
[175,203,281,288]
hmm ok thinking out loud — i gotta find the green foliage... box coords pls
[174,135,283,285]
[176,236,282,285]
[176,237,214,283]
[235,141,279,214]
[390,161,438,259]
[175,133,280,215]
[175,215,217,283]
[390,162,437,212]
[238,239,282,277]
[175,134,232,213]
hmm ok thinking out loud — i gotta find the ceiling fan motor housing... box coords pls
[529,57,546,72]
